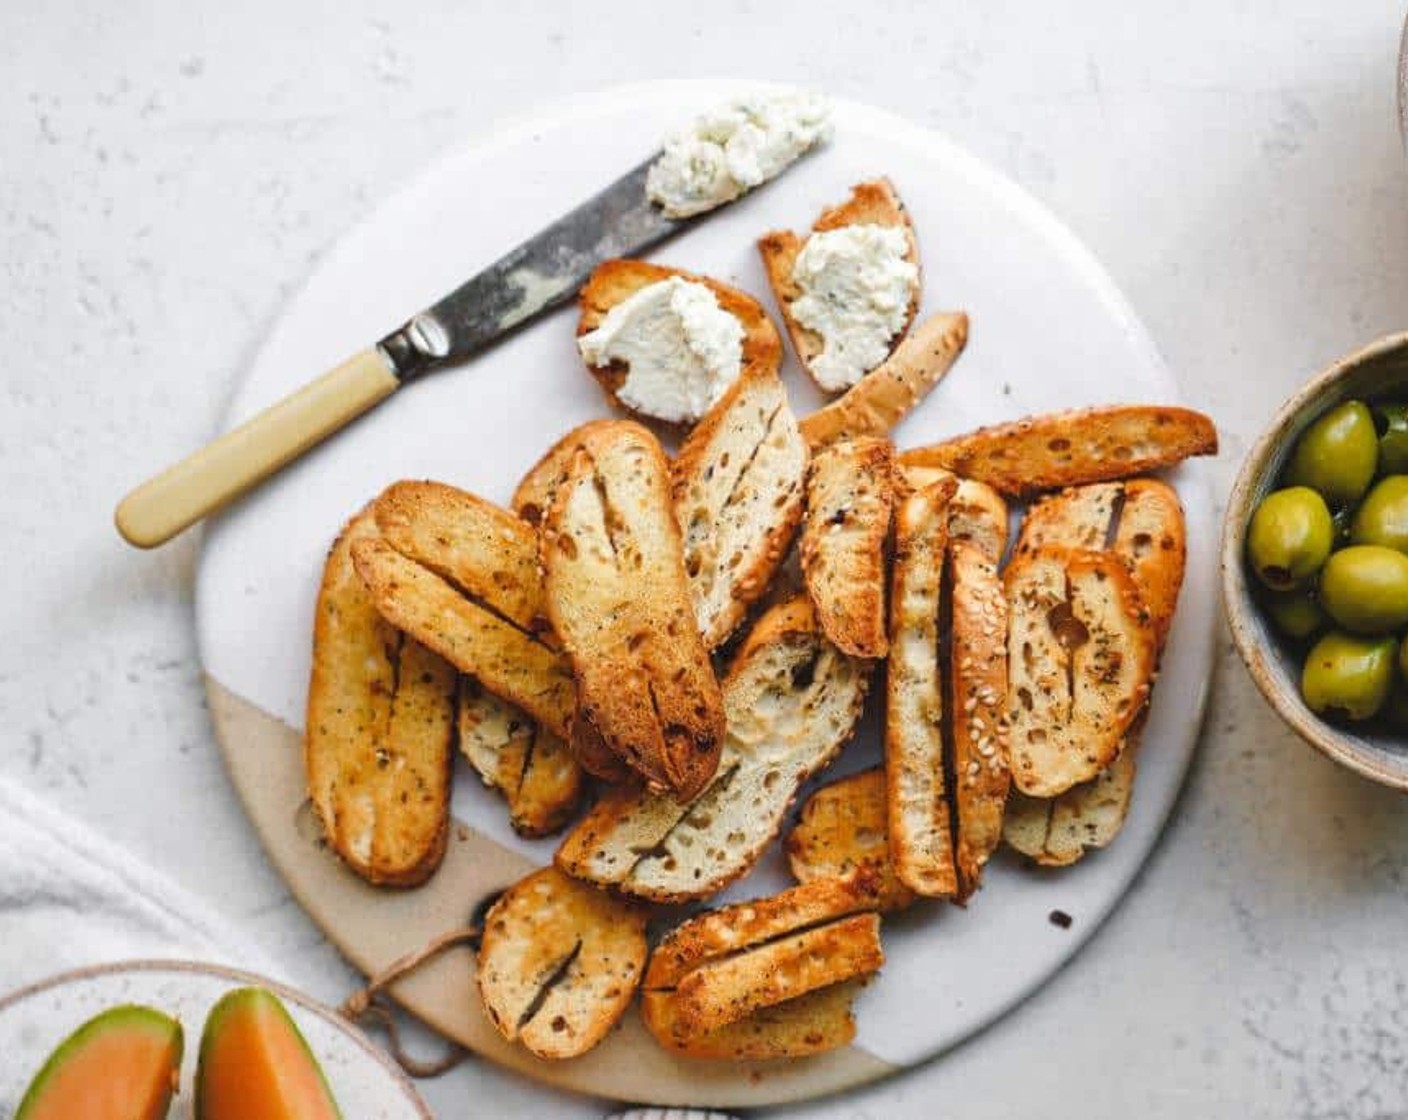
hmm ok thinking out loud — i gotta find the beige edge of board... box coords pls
[206,677,895,1108]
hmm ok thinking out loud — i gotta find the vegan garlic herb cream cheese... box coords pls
[647,92,832,219]
[577,276,744,423]
[789,224,918,391]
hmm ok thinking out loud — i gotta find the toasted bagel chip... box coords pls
[374,480,547,633]
[1005,742,1138,866]
[640,878,881,1058]
[673,362,808,648]
[1004,477,1185,862]
[801,436,896,658]
[457,678,584,838]
[541,421,725,800]
[306,508,457,887]
[786,768,915,912]
[668,913,883,1038]
[644,877,879,990]
[1005,547,1154,797]
[476,867,648,1060]
[641,981,861,1060]
[799,311,968,447]
[1113,478,1187,649]
[352,537,576,741]
[555,597,868,903]
[949,540,1010,899]
[886,477,959,898]
[899,405,1217,498]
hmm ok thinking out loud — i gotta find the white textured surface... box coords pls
[4,2,1408,1116]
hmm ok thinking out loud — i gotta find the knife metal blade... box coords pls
[377,155,684,379]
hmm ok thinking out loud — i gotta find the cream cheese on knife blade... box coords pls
[577,276,744,423]
[647,93,833,218]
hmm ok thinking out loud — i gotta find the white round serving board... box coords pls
[196,79,1217,1108]
[0,960,430,1118]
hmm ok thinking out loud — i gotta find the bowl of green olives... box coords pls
[1224,331,1408,790]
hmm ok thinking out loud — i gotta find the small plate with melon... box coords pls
[0,960,431,1120]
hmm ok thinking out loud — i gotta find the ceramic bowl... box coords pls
[0,960,433,1119]
[1223,331,1408,790]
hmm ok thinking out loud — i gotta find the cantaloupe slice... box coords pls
[195,988,341,1120]
[16,1004,183,1120]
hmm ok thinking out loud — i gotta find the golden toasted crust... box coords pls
[541,421,725,800]
[350,536,576,741]
[639,879,880,1059]
[759,179,920,391]
[667,914,883,1038]
[457,678,584,838]
[885,478,959,898]
[672,362,808,648]
[1113,478,1187,650]
[554,596,869,903]
[512,419,620,529]
[476,867,648,1060]
[801,437,896,658]
[1004,739,1138,866]
[306,508,456,887]
[798,311,968,447]
[894,462,954,495]
[756,229,804,328]
[1017,482,1123,553]
[643,876,878,989]
[1004,547,1155,797]
[1016,477,1185,652]
[641,982,859,1060]
[786,768,916,912]
[567,710,634,783]
[898,405,1218,497]
[554,776,686,887]
[373,480,547,634]
[897,465,1010,565]
[950,479,1010,565]
[1003,478,1184,862]
[576,259,782,424]
[1007,486,1127,863]
[948,541,1010,900]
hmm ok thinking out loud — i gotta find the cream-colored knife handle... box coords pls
[115,348,399,548]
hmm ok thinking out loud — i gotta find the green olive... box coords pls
[1260,590,1327,640]
[1349,475,1408,552]
[1245,486,1335,590]
[1284,400,1378,506]
[1318,545,1408,633]
[1372,402,1408,476]
[1301,631,1397,721]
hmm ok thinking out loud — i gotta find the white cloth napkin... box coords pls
[0,774,278,991]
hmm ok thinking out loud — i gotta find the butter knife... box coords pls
[115,157,687,548]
